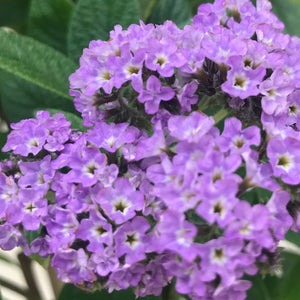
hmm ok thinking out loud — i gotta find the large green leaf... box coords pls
[0,30,75,100]
[247,252,300,300]
[271,0,300,37]
[0,30,77,122]
[0,71,76,123]
[147,0,192,26]
[27,0,74,53]
[67,0,141,62]
[58,284,162,300]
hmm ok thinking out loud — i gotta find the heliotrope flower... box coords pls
[1,0,300,299]
[137,75,175,114]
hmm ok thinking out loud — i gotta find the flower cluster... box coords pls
[1,0,300,299]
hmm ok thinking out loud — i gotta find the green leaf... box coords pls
[0,30,76,99]
[285,230,300,248]
[0,0,30,33]
[67,0,141,62]
[188,0,213,15]
[24,226,42,246]
[0,132,8,160]
[271,0,300,37]
[58,284,162,300]
[0,71,76,123]
[241,186,272,205]
[27,0,74,53]
[0,30,77,122]
[147,0,192,26]
[247,252,300,300]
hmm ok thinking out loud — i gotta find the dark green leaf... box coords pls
[285,230,300,248]
[188,0,213,15]
[0,71,76,123]
[241,187,272,205]
[0,0,30,33]
[67,0,141,62]
[0,30,76,99]
[0,132,8,160]
[27,0,74,53]
[271,0,300,37]
[58,284,162,300]
[24,226,42,246]
[0,30,77,122]
[147,0,192,27]
[247,252,300,300]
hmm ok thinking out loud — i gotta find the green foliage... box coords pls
[147,0,192,27]
[0,132,8,160]
[0,0,30,33]
[247,251,300,300]
[188,0,213,14]
[27,0,74,53]
[0,30,75,99]
[0,30,77,122]
[58,284,162,300]
[241,186,273,205]
[24,226,42,246]
[271,0,300,37]
[0,71,76,123]
[67,0,141,62]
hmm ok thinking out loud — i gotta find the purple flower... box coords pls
[106,263,145,292]
[18,155,55,192]
[0,224,23,251]
[145,37,186,77]
[97,178,144,224]
[46,208,79,251]
[217,117,260,155]
[198,237,251,287]
[168,111,215,143]
[52,248,95,283]
[114,216,150,264]
[266,190,293,239]
[201,28,247,64]
[0,173,18,218]
[225,201,274,249]
[137,75,175,114]
[153,210,198,261]
[76,211,113,252]
[87,122,137,152]
[89,247,119,276]
[62,146,107,187]
[267,137,300,185]
[177,81,199,113]
[260,69,293,115]
[3,118,46,156]
[222,56,266,99]
[196,179,239,227]
[30,237,50,257]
